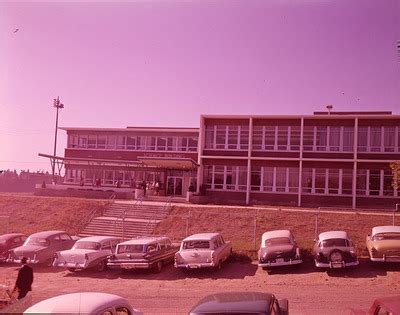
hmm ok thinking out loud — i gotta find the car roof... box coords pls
[28,230,68,238]
[372,226,400,236]
[76,236,120,243]
[0,233,26,240]
[318,231,349,241]
[24,292,138,314]
[189,292,274,314]
[117,236,169,246]
[183,233,221,241]
[261,230,292,242]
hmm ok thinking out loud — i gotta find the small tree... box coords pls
[390,161,400,191]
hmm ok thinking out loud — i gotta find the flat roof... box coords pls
[60,126,199,133]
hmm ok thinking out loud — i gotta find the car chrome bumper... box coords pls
[7,257,40,264]
[174,262,215,269]
[259,258,302,268]
[107,262,151,269]
[370,256,400,262]
[315,260,359,268]
[54,261,88,269]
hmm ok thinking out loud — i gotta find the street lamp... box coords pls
[52,96,64,183]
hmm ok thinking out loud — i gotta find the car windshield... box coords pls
[73,241,101,250]
[117,244,144,254]
[265,237,291,246]
[24,237,50,246]
[372,233,400,241]
[321,238,348,247]
[183,240,210,249]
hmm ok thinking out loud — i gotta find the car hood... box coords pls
[13,245,46,254]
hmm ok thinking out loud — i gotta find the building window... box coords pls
[188,137,198,151]
[343,127,354,152]
[356,169,367,195]
[370,127,382,152]
[88,135,97,149]
[106,135,116,150]
[290,126,301,151]
[369,169,381,195]
[302,168,313,193]
[342,169,353,195]
[383,169,394,196]
[329,127,341,151]
[277,126,288,151]
[68,135,78,148]
[262,167,274,192]
[357,127,368,152]
[303,126,314,151]
[146,136,156,150]
[116,136,126,150]
[316,127,327,151]
[328,169,339,194]
[252,126,263,150]
[226,166,237,190]
[275,167,287,192]
[315,168,326,193]
[156,137,166,151]
[238,166,247,190]
[265,126,275,150]
[384,127,395,153]
[251,166,261,191]
[228,126,238,149]
[97,135,106,149]
[215,126,226,149]
[78,135,88,149]
[205,126,215,149]
[288,168,299,193]
[126,136,137,150]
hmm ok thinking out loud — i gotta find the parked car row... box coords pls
[258,226,400,270]
[2,225,400,273]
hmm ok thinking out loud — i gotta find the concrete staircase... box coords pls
[78,201,171,239]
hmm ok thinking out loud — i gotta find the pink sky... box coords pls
[0,0,399,172]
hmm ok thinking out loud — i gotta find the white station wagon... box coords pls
[53,236,120,272]
[23,292,142,315]
[174,233,232,270]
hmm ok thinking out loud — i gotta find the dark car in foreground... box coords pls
[8,230,77,266]
[188,292,289,315]
[347,295,400,315]
[0,233,27,262]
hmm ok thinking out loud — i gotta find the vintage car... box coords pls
[0,233,27,262]
[366,225,400,263]
[313,230,359,269]
[174,232,232,270]
[258,229,302,269]
[23,292,142,314]
[188,291,289,315]
[347,295,400,315]
[8,230,77,266]
[53,236,120,272]
[107,236,178,273]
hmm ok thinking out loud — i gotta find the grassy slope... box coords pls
[1,194,396,259]
[0,193,107,236]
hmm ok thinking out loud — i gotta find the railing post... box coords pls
[394,203,400,226]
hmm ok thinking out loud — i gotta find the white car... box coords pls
[174,233,232,270]
[53,236,120,272]
[23,292,142,314]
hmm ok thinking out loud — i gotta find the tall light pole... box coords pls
[52,96,64,183]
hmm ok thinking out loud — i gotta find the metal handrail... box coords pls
[80,193,116,233]
[147,196,173,235]
[113,199,142,240]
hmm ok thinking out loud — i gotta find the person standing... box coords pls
[13,257,33,299]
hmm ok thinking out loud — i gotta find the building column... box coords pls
[197,116,205,193]
[298,117,304,207]
[246,118,253,205]
[352,117,358,209]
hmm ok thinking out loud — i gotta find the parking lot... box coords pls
[1,259,399,314]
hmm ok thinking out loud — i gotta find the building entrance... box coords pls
[167,176,183,196]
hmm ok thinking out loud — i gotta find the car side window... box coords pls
[213,240,219,249]
[102,241,111,250]
[374,306,392,315]
[166,239,172,248]
[60,234,71,241]
[147,244,157,253]
[220,236,225,244]
[13,238,20,244]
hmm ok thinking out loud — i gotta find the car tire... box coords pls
[154,261,163,273]
[95,260,106,272]
[67,267,77,272]
[214,260,222,271]
[329,250,343,263]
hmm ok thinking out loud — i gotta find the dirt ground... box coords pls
[1,260,399,315]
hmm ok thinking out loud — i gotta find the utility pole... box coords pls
[52,96,64,183]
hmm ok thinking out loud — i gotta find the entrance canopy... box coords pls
[137,156,199,170]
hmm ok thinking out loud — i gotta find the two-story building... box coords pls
[41,111,400,208]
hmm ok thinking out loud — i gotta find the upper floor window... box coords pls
[204,125,249,150]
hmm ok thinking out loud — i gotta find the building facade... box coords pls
[55,111,400,208]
